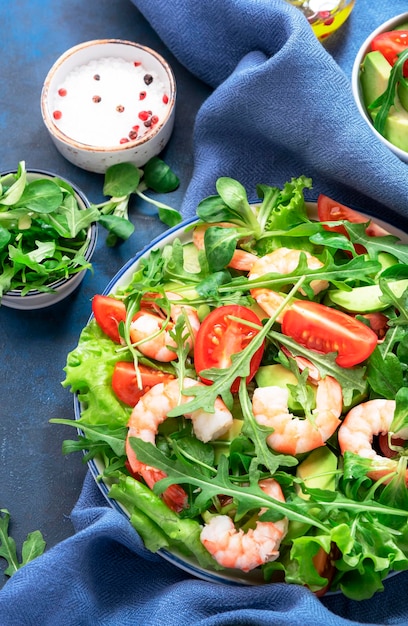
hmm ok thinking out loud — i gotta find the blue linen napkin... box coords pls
[135,0,408,232]
[0,473,407,626]
[2,2,408,625]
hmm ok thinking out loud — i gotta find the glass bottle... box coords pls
[286,0,356,40]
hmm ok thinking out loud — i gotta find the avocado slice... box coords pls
[296,446,338,493]
[286,447,338,540]
[327,279,408,313]
[360,50,408,150]
[360,50,392,109]
[255,364,315,412]
[182,242,202,274]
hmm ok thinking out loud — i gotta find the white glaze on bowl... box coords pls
[41,40,176,174]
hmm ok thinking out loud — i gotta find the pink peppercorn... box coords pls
[53,110,62,120]
[138,110,150,121]
[58,88,67,97]
[139,91,146,100]
[162,94,169,104]
[119,137,129,144]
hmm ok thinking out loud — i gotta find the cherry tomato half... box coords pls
[370,30,408,77]
[281,300,378,368]
[317,195,389,254]
[112,361,175,406]
[194,305,265,393]
[92,295,127,343]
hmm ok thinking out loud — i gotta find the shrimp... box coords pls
[200,478,288,572]
[252,367,343,455]
[126,377,234,512]
[129,292,200,362]
[338,399,408,485]
[248,247,329,322]
[193,223,257,271]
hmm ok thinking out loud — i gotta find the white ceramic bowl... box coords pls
[351,12,408,163]
[2,169,97,310]
[41,39,176,174]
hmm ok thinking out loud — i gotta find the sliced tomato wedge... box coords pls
[378,434,406,459]
[112,361,175,406]
[358,312,389,340]
[312,545,338,598]
[194,305,264,393]
[281,300,378,368]
[370,30,408,77]
[92,295,127,343]
[317,195,389,254]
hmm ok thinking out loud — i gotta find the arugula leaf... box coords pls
[368,48,408,136]
[268,330,367,408]
[346,221,408,264]
[166,287,288,414]
[129,439,408,528]
[50,418,127,457]
[0,509,46,578]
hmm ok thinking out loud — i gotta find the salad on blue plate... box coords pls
[55,175,408,600]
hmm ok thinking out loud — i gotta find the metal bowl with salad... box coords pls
[352,12,408,162]
[0,162,97,310]
[56,175,408,599]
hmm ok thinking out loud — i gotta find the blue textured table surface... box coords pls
[0,0,210,582]
[1,1,408,622]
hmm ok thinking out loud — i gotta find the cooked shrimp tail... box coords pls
[126,377,234,512]
[248,247,328,322]
[200,478,288,572]
[129,291,200,362]
[338,399,408,485]
[252,360,343,455]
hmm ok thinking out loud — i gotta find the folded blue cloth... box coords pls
[2,1,408,624]
[1,473,406,626]
[136,0,408,232]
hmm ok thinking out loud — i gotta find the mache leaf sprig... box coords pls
[91,158,182,246]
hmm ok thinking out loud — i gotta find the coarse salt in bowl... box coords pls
[41,39,176,174]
